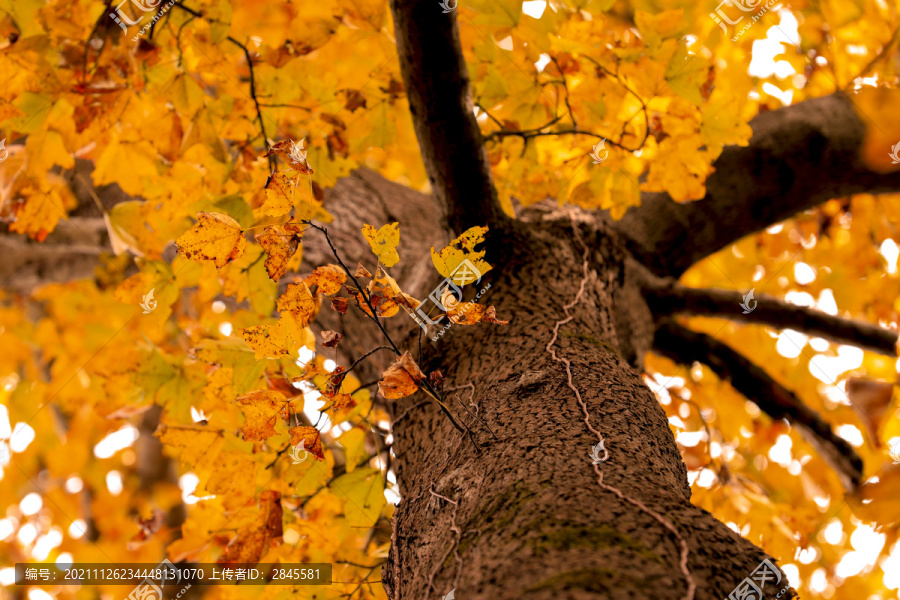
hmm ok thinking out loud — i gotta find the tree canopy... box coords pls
[1,0,900,598]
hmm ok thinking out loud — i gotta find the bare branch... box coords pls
[652,320,863,491]
[389,0,509,235]
[646,282,898,355]
[614,93,900,277]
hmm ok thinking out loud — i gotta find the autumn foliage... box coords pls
[1,0,900,598]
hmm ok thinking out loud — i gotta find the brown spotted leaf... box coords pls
[235,390,287,441]
[260,170,295,217]
[277,282,317,329]
[256,222,304,281]
[239,323,290,359]
[304,264,347,296]
[176,212,246,268]
[288,426,325,461]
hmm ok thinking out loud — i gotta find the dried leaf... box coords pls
[331,297,349,314]
[321,330,343,348]
[378,351,425,399]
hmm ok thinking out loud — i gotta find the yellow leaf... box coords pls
[256,222,304,281]
[176,212,247,268]
[361,222,400,267]
[276,281,317,329]
[330,467,386,527]
[304,264,347,296]
[236,390,287,441]
[338,427,367,473]
[261,170,296,217]
[239,322,291,360]
[92,137,160,196]
[430,226,492,285]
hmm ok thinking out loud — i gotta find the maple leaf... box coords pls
[378,351,426,399]
[431,226,492,284]
[304,264,347,296]
[256,222,304,281]
[276,281,318,329]
[262,170,296,217]
[219,490,283,563]
[362,222,401,267]
[176,212,247,268]
[288,426,325,461]
[236,390,288,441]
[239,323,290,360]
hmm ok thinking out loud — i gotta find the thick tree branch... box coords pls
[646,282,898,355]
[389,0,509,235]
[653,320,863,491]
[614,93,900,277]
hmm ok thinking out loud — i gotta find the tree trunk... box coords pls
[377,205,794,600]
[2,165,796,599]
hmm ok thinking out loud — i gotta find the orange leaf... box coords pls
[304,264,347,296]
[288,426,325,461]
[378,351,425,399]
[235,390,287,441]
[219,490,283,563]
